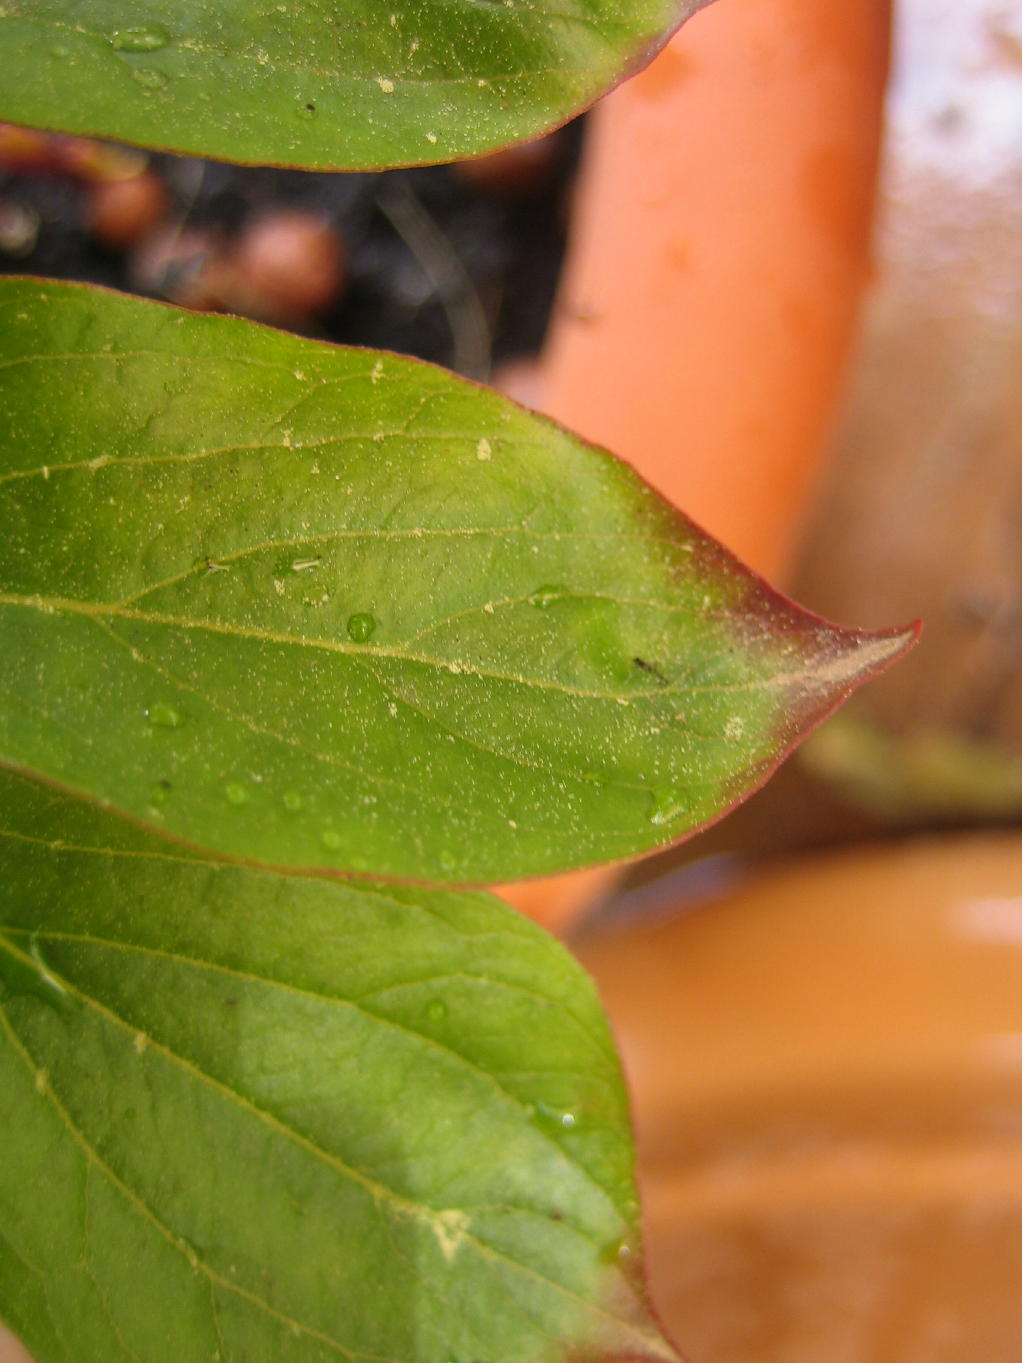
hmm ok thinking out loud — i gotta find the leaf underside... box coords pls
[0,766,673,1363]
[0,278,916,884]
[0,0,704,169]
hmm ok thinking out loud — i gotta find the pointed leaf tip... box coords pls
[0,279,916,883]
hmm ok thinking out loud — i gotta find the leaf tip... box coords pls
[813,616,922,695]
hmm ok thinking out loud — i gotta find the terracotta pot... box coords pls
[498,0,890,932]
[576,834,1022,1361]
[541,0,889,584]
[0,1324,32,1363]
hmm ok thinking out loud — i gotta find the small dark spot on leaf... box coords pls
[633,656,668,685]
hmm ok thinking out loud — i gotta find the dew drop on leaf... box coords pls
[110,25,171,52]
[600,1236,631,1265]
[426,998,447,1022]
[2,934,77,1016]
[131,67,168,90]
[534,1100,577,1132]
[224,783,250,806]
[321,829,342,850]
[529,585,565,609]
[648,790,686,825]
[144,701,182,728]
[282,789,304,812]
[346,612,376,643]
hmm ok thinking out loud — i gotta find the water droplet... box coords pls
[150,781,171,807]
[321,829,342,850]
[50,43,70,58]
[29,934,63,990]
[346,612,376,643]
[131,67,168,90]
[224,782,250,806]
[530,584,565,609]
[110,24,171,51]
[282,789,304,812]
[600,1236,633,1266]
[648,790,686,826]
[0,934,75,1016]
[438,850,457,873]
[534,1100,577,1132]
[145,701,182,728]
[426,998,447,1022]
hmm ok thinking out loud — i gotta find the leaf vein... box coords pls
[0,981,365,1361]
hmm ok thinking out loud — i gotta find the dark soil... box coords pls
[0,120,583,379]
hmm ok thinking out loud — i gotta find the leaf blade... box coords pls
[0,0,703,169]
[0,767,669,1363]
[0,278,917,882]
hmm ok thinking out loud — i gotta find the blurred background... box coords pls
[0,89,580,378]
[2,0,1021,1358]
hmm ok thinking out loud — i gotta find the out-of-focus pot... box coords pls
[576,835,1022,1362]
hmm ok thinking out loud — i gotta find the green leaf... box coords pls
[0,0,703,169]
[0,278,917,883]
[0,766,670,1363]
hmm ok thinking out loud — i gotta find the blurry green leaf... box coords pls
[0,766,669,1363]
[803,712,1022,823]
[0,0,704,168]
[0,279,916,882]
